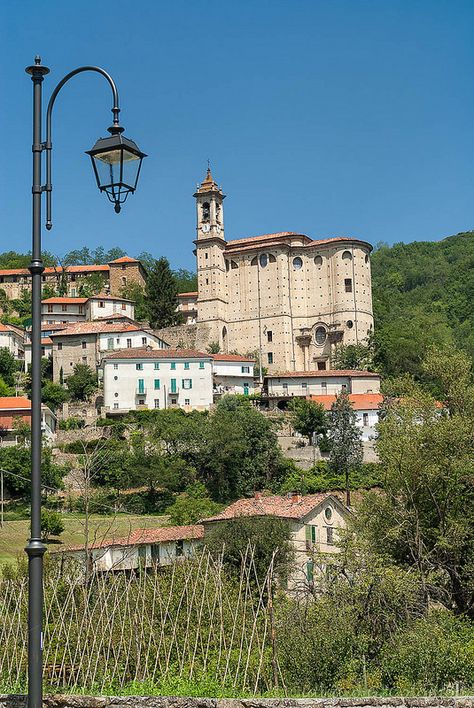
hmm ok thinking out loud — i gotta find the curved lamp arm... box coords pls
[44,66,120,230]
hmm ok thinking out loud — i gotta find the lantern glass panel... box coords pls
[93,149,122,189]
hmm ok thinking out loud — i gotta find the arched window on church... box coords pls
[222,326,228,353]
[216,202,221,223]
[342,250,352,261]
[202,202,210,222]
[230,260,238,269]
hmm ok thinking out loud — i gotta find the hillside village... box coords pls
[0,175,473,696]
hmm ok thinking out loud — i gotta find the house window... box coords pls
[137,379,145,394]
[154,362,160,370]
[344,278,353,293]
[282,383,288,391]
[113,403,119,409]
[321,382,327,392]
[136,363,143,370]
[121,303,126,310]
[182,379,192,389]
[199,361,205,369]
[82,356,87,363]
[142,337,147,346]
[184,362,190,370]
[326,527,334,545]
[113,363,118,370]
[170,378,177,393]
[302,382,307,390]
[47,304,53,313]
[267,353,273,364]
[311,525,318,544]
[62,304,67,312]
[57,343,62,351]
[107,338,114,350]
[325,507,333,521]
[241,366,250,374]
[317,361,326,370]
[306,560,314,584]
[363,412,369,426]
[267,330,273,343]
[122,277,127,287]
[185,398,190,406]
[154,399,160,409]
[127,339,132,348]
[82,341,87,349]
[176,540,184,557]
[341,384,348,391]
[154,379,160,390]
[98,301,105,308]
[170,362,176,370]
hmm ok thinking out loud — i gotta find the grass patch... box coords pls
[0,513,166,564]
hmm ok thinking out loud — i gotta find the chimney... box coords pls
[254,491,262,501]
[287,491,301,504]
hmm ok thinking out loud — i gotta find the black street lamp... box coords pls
[24,56,145,708]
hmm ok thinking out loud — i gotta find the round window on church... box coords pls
[342,250,352,261]
[346,320,354,329]
[315,326,327,346]
[259,253,268,268]
[293,257,303,270]
[314,255,323,267]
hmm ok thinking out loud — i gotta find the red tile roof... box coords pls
[310,393,383,411]
[88,294,133,302]
[104,348,210,360]
[109,256,139,264]
[0,396,31,410]
[225,233,372,253]
[42,297,88,305]
[50,322,145,337]
[266,369,380,379]
[227,232,309,247]
[60,524,204,552]
[211,353,255,363]
[202,493,346,523]
[0,323,24,334]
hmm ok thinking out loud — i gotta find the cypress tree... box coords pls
[145,257,180,329]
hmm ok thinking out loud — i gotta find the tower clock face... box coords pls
[201,224,210,233]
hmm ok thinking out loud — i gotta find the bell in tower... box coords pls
[194,165,226,240]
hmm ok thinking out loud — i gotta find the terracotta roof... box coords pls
[310,393,383,411]
[104,348,210,360]
[109,256,139,264]
[211,354,255,363]
[266,369,380,379]
[0,396,31,410]
[42,297,88,305]
[60,524,204,552]
[88,294,133,302]
[202,493,346,523]
[0,264,110,278]
[0,323,24,334]
[225,234,372,254]
[41,337,53,345]
[226,232,308,247]
[177,292,198,298]
[50,322,145,337]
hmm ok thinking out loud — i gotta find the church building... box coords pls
[185,168,374,373]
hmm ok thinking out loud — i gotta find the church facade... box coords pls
[187,169,374,373]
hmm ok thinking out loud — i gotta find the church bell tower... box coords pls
[194,167,228,347]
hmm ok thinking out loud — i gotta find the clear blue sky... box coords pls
[1,0,473,270]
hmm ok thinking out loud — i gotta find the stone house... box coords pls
[50,321,168,382]
[58,524,204,573]
[41,294,135,326]
[201,491,350,591]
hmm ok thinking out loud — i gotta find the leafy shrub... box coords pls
[40,508,64,541]
[58,416,85,430]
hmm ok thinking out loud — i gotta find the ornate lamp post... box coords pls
[24,56,145,708]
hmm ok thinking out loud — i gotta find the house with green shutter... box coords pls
[201,491,350,592]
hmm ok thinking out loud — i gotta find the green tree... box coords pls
[172,267,198,293]
[0,375,13,396]
[206,341,220,354]
[205,515,295,586]
[328,390,362,506]
[42,381,70,411]
[40,508,64,541]
[145,257,181,329]
[290,398,327,445]
[355,350,474,617]
[120,281,147,320]
[166,483,222,525]
[333,340,375,371]
[0,347,20,386]
[66,364,97,401]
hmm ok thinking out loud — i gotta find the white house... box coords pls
[310,392,383,441]
[202,492,350,591]
[58,524,204,573]
[211,354,255,396]
[85,295,135,321]
[102,349,214,413]
[24,337,53,367]
[263,369,380,410]
[0,323,25,360]
[41,297,88,325]
[0,396,56,443]
[41,294,135,326]
[177,292,198,324]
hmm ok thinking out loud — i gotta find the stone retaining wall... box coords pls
[1,696,473,708]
